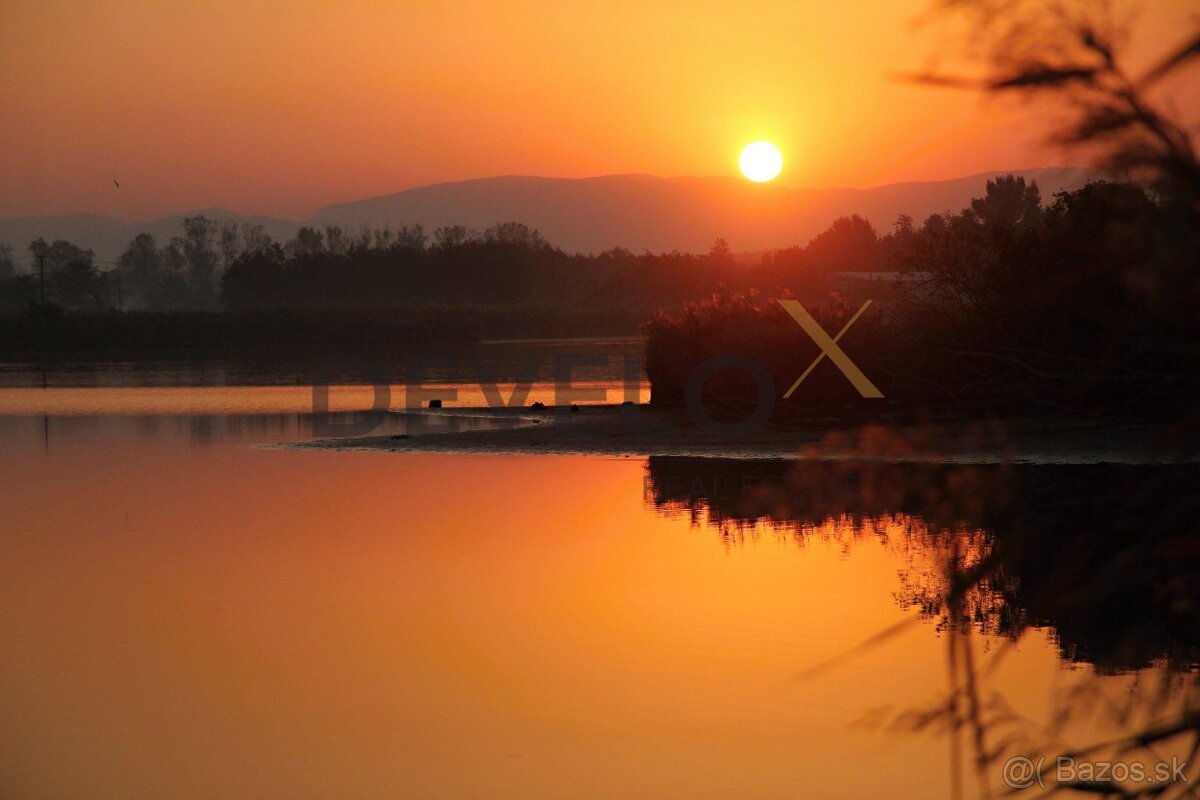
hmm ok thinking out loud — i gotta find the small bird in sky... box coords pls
[113,179,120,189]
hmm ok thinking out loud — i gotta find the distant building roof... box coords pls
[830,270,934,283]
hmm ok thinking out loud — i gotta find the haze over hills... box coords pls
[0,210,298,271]
[312,167,1098,255]
[1,168,1098,267]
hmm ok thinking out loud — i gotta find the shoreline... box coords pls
[289,404,1195,464]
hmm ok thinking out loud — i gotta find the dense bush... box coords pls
[643,291,894,413]
[644,179,1200,419]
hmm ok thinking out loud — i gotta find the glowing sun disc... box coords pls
[739,141,783,182]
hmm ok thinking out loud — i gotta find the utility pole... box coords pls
[116,269,123,311]
[37,254,45,305]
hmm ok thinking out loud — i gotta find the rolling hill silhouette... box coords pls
[310,168,1097,253]
[1,168,1098,265]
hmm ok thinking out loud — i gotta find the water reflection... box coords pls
[0,410,529,449]
[3,406,1198,798]
[0,338,643,388]
[645,456,1200,670]
[645,455,1200,797]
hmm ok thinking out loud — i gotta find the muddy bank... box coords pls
[289,404,1193,464]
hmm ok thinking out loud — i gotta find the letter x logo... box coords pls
[778,299,883,398]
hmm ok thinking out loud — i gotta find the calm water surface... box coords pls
[1,349,1195,799]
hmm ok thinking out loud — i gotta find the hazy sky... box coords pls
[1,0,1196,221]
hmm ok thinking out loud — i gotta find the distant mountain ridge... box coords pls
[1,168,1099,266]
[310,168,1098,254]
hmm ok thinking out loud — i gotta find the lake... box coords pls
[1,342,1196,799]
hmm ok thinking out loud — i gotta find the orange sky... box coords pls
[1,0,1196,221]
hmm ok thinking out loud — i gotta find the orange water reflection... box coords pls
[0,381,647,416]
[0,419,1193,799]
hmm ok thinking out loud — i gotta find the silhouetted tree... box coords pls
[708,237,733,267]
[117,232,188,310]
[324,225,349,256]
[353,226,372,250]
[805,214,880,274]
[372,227,394,249]
[433,225,472,249]
[28,238,105,309]
[897,174,1044,322]
[0,242,14,279]
[915,0,1200,214]
[221,244,287,309]
[968,174,1042,234]
[240,222,274,255]
[119,233,162,307]
[291,226,325,256]
[218,222,241,270]
[29,238,91,273]
[180,215,220,306]
[394,224,427,251]
[484,222,547,248]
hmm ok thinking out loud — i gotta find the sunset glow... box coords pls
[0,1,1195,220]
[3,1,1200,797]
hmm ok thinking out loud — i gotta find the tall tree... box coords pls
[433,225,472,249]
[969,174,1042,234]
[180,215,220,305]
[291,226,325,256]
[218,222,242,270]
[117,232,190,310]
[804,215,880,273]
[708,237,733,267]
[324,225,349,256]
[0,242,15,279]
[240,223,275,256]
[394,224,427,251]
[28,238,102,308]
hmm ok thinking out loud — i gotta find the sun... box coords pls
[739,141,783,182]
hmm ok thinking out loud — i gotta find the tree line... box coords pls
[0,207,924,318]
[643,0,1200,422]
[644,174,1199,417]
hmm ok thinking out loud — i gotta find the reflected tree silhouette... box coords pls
[890,4,1200,792]
[645,435,1200,797]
